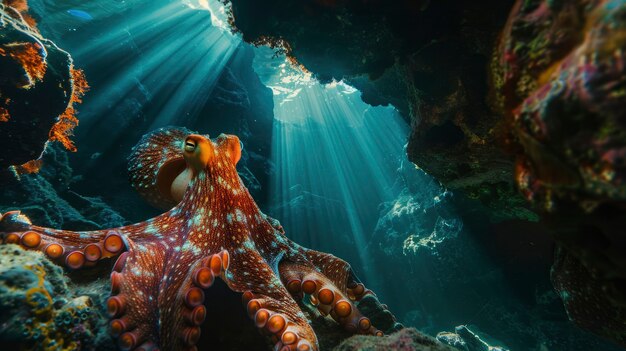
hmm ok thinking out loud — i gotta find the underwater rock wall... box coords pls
[0,1,86,173]
[492,0,626,346]
[0,143,126,230]
[225,0,530,221]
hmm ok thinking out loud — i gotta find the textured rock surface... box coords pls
[0,144,126,230]
[0,1,86,172]
[496,0,626,216]
[0,244,113,351]
[226,0,534,221]
[437,325,509,351]
[373,159,462,256]
[493,0,626,346]
[334,328,455,351]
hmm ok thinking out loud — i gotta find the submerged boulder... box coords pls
[334,327,455,351]
[0,144,126,230]
[0,244,112,351]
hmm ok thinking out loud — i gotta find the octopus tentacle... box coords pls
[242,290,317,351]
[158,251,229,350]
[304,249,375,301]
[279,261,383,337]
[226,251,318,351]
[0,211,127,270]
[107,242,165,351]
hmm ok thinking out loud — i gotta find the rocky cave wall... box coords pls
[224,0,528,221]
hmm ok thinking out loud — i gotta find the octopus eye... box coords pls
[184,140,196,152]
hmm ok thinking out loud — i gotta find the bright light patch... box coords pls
[254,46,410,281]
[64,0,241,151]
[184,0,232,32]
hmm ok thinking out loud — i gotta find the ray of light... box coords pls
[254,47,410,282]
[49,0,242,152]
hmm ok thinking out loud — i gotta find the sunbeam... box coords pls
[253,46,412,283]
[34,0,245,188]
[58,0,241,151]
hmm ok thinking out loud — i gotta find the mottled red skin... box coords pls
[0,127,385,351]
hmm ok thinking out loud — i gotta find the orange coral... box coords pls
[3,0,28,13]
[48,68,89,152]
[3,42,47,88]
[253,36,311,74]
[0,107,9,122]
[11,158,43,176]
[2,0,88,174]
[2,0,37,28]
[69,68,89,103]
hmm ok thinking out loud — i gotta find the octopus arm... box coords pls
[278,260,383,337]
[106,241,166,351]
[154,250,229,350]
[304,249,374,300]
[227,250,318,351]
[262,213,285,234]
[0,210,153,270]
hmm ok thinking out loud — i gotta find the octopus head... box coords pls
[128,127,242,210]
[182,133,241,171]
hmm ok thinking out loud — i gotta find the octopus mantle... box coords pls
[0,127,388,351]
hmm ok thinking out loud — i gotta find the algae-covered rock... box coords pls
[0,245,111,351]
[333,328,456,351]
[493,0,626,346]
[309,293,404,350]
[0,2,84,171]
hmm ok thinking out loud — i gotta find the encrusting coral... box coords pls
[0,245,107,351]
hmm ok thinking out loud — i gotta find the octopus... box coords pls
[0,127,386,351]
